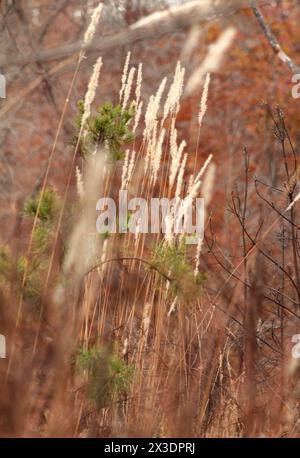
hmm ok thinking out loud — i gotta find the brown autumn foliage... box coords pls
[1,0,300,438]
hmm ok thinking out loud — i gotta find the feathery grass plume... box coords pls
[194,237,203,276]
[132,63,143,133]
[81,56,103,129]
[121,149,136,190]
[198,73,211,127]
[122,67,136,112]
[194,153,213,185]
[127,150,136,187]
[201,162,216,208]
[83,3,104,47]
[144,77,167,143]
[181,25,203,62]
[163,61,185,121]
[121,149,130,191]
[169,120,178,186]
[186,27,236,95]
[119,52,131,104]
[144,119,158,175]
[75,166,85,200]
[144,96,156,145]
[186,175,204,204]
[170,118,177,153]
[169,119,187,190]
[171,139,187,188]
[175,153,188,198]
[177,154,213,229]
[151,128,166,186]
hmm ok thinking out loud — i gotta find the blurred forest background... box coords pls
[1,0,300,242]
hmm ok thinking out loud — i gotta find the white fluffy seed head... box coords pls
[202,162,216,208]
[186,27,236,95]
[183,155,213,217]
[121,150,137,190]
[169,119,177,156]
[144,77,167,142]
[194,153,213,185]
[83,3,103,46]
[181,25,202,62]
[169,133,186,191]
[133,100,143,133]
[198,73,211,127]
[144,119,158,175]
[151,128,165,186]
[144,95,155,143]
[119,52,131,104]
[121,149,130,190]
[81,56,103,128]
[122,66,136,112]
[127,150,136,187]
[163,61,185,121]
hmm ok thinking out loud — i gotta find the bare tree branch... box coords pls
[0,0,270,68]
[249,0,300,73]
